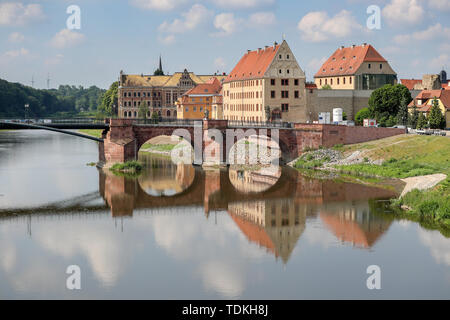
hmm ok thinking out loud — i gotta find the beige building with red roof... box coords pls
[409,89,450,128]
[222,40,307,122]
[314,43,397,90]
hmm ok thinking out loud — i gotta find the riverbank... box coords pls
[290,134,450,231]
[78,129,103,138]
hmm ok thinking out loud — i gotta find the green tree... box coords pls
[397,95,409,126]
[417,112,427,129]
[428,97,445,129]
[98,81,118,116]
[409,103,419,129]
[138,101,148,119]
[321,84,332,90]
[355,107,372,126]
[151,111,160,123]
[368,84,412,127]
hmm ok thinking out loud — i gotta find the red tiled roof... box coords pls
[183,77,222,96]
[401,79,422,90]
[409,89,450,111]
[225,44,280,82]
[315,44,389,78]
[305,83,318,89]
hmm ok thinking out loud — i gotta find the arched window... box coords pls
[167,110,171,117]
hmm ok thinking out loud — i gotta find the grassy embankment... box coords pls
[331,135,449,228]
[78,129,103,138]
[109,161,143,177]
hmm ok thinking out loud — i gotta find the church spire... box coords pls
[154,55,164,76]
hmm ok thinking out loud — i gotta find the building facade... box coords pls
[176,78,222,119]
[314,44,397,90]
[118,69,226,119]
[222,40,307,122]
[409,89,450,128]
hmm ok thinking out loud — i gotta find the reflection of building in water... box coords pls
[319,201,392,248]
[228,166,281,193]
[228,198,306,263]
[138,156,195,196]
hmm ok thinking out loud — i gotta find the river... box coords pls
[0,130,449,299]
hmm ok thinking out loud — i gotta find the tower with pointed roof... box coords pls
[314,43,397,90]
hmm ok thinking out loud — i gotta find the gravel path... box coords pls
[400,174,447,197]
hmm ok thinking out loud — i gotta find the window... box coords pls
[282,104,289,112]
[185,108,189,112]
[193,107,197,112]
[294,91,299,98]
[281,79,289,86]
[380,64,383,69]
[331,79,333,85]
[138,92,141,97]
[287,54,290,59]
[320,79,322,86]
[123,93,126,97]
[271,91,276,98]
[287,69,290,74]
[350,77,352,84]
[279,69,282,74]
[133,92,136,97]
[368,63,371,69]
[271,79,275,85]
[281,91,289,98]
[294,79,299,86]
[343,77,346,85]
[279,54,282,59]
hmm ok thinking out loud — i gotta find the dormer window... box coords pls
[353,56,356,59]
[332,57,336,61]
[343,56,346,60]
[287,54,290,59]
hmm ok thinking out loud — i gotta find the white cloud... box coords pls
[213,13,241,36]
[131,0,187,11]
[2,48,29,59]
[50,29,85,49]
[45,54,64,66]
[210,0,274,9]
[159,4,212,34]
[428,0,450,10]
[297,10,363,42]
[394,23,450,43]
[0,2,44,26]
[382,0,424,26]
[159,34,176,45]
[248,12,276,26]
[214,57,226,71]
[430,54,449,69]
[8,32,25,43]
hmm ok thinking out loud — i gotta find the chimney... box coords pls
[340,46,344,50]
[258,48,261,53]
[265,45,269,50]
[247,49,251,54]
[362,43,367,47]
[351,44,356,48]
[273,41,278,49]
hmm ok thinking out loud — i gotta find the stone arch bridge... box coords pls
[99,119,405,166]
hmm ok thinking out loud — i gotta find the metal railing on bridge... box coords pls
[227,120,293,129]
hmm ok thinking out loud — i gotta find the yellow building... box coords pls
[314,44,397,90]
[222,40,307,122]
[176,78,223,119]
[409,89,450,128]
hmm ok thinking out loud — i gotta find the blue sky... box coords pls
[0,0,449,89]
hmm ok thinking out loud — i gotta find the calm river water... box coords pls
[0,130,449,299]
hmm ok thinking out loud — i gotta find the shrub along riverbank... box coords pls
[293,134,450,232]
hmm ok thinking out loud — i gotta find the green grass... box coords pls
[140,144,176,153]
[336,158,437,179]
[110,161,142,171]
[335,134,450,231]
[78,129,103,138]
[392,178,450,230]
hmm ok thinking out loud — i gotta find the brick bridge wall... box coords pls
[99,119,405,166]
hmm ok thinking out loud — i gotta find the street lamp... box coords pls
[24,104,29,120]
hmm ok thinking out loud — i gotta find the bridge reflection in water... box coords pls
[99,155,397,262]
